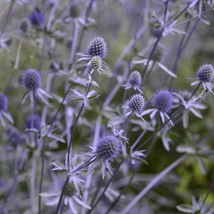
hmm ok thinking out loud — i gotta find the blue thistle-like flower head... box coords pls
[29,7,44,27]
[64,182,76,197]
[153,90,172,113]
[0,93,8,111]
[96,136,121,160]
[128,71,142,86]
[128,94,145,114]
[19,18,31,34]
[197,64,214,82]
[88,37,107,59]
[25,113,41,130]
[23,69,42,90]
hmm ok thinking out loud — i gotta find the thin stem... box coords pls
[30,157,36,214]
[33,89,38,114]
[87,159,124,214]
[105,172,136,214]
[76,0,94,52]
[67,79,93,171]
[14,40,23,70]
[55,176,69,214]
[187,82,201,101]
[174,8,211,27]
[113,25,147,75]
[142,60,156,85]
[81,115,102,214]
[168,3,191,26]
[71,156,97,174]
[47,84,72,134]
[131,115,157,150]
[121,154,188,214]
[169,18,200,90]
[141,34,162,81]
[69,20,79,64]
[168,18,191,90]
[88,176,102,209]
[136,108,182,151]
[38,138,45,214]
[0,0,14,40]
[163,0,169,24]
[123,0,144,94]
[102,81,122,109]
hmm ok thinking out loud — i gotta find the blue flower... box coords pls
[29,7,44,27]
[96,136,121,161]
[124,94,145,119]
[153,90,172,113]
[141,90,174,126]
[88,37,107,59]
[23,69,42,90]
[25,113,41,130]
[123,71,143,94]
[191,64,214,95]
[22,69,52,105]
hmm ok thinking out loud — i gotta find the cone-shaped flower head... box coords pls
[90,56,102,70]
[19,18,31,34]
[64,182,76,197]
[96,136,121,160]
[128,71,142,86]
[0,93,8,111]
[29,7,44,27]
[25,113,41,130]
[23,69,42,90]
[153,90,172,113]
[128,94,145,114]
[88,37,107,59]
[151,44,164,62]
[197,64,214,82]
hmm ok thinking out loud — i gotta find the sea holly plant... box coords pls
[191,64,214,95]
[2,1,214,214]
[123,93,145,120]
[21,69,52,105]
[123,70,143,94]
[141,90,174,126]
